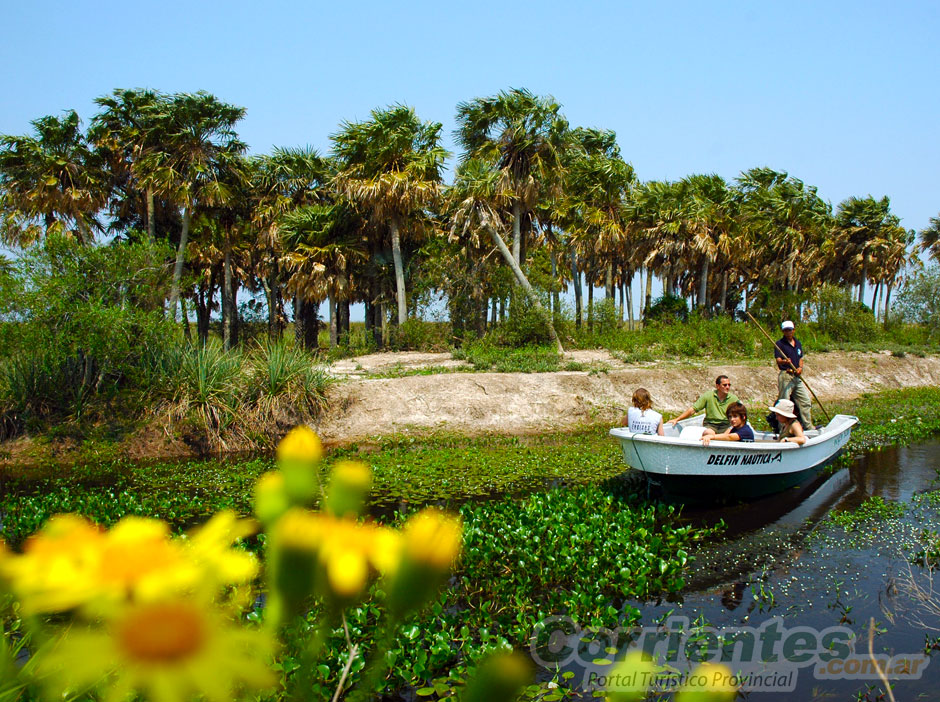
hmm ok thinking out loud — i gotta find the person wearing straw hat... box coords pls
[769,398,806,445]
[774,320,814,430]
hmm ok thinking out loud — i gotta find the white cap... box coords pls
[781,320,795,330]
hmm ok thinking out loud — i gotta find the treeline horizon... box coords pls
[2,86,940,353]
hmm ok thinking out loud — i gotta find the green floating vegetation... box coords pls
[299,481,720,695]
[823,496,907,532]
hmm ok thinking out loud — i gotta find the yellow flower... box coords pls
[325,460,373,518]
[184,511,259,587]
[277,426,322,464]
[270,509,399,603]
[386,509,462,616]
[331,460,371,489]
[253,471,290,525]
[35,597,275,702]
[606,651,659,702]
[2,513,259,615]
[96,518,198,603]
[277,427,324,505]
[326,550,368,597]
[402,508,462,569]
[368,526,402,575]
[0,515,106,613]
[674,663,737,702]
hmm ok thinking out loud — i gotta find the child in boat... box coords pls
[621,387,665,435]
[701,402,754,446]
[769,398,806,445]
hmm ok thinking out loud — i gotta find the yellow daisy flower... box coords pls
[402,508,462,569]
[184,511,259,587]
[35,597,275,702]
[2,513,260,615]
[276,425,322,464]
[0,514,106,613]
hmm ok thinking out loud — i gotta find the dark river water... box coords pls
[550,441,940,700]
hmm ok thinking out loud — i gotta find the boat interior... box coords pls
[665,414,824,442]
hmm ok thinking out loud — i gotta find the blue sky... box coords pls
[2,0,937,229]
[2,1,938,314]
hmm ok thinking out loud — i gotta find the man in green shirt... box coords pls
[666,375,739,433]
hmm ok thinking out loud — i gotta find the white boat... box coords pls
[609,413,859,501]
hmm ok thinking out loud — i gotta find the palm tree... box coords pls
[455,88,568,268]
[332,105,447,328]
[141,92,246,321]
[682,174,736,311]
[872,224,914,324]
[249,147,332,341]
[89,88,169,239]
[831,196,903,306]
[0,110,107,246]
[562,128,635,327]
[449,158,563,352]
[918,214,940,264]
[280,200,367,348]
[736,167,832,296]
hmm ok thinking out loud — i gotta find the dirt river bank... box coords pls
[315,351,940,444]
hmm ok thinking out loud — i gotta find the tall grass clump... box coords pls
[159,340,244,445]
[248,340,333,424]
[149,340,334,450]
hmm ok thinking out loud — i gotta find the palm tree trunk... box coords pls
[698,259,709,309]
[884,284,893,328]
[487,225,563,353]
[587,274,594,332]
[266,255,280,342]
[550,249,558,315]
[180,296,192,342]
[861,252,870,307]
[146,187,156,240]
[223,235,233,351]
[571,250,582,329]
[626,273,634,330]
[645,268,653,317]
[390,219,407,326]
[168,205,191,322]
[338,299,350,340]
[372,302,385,349]
[720,271,728,313]
[606,263,614,299]
[328,296,337,346]
[871,281,880,317]
[511,201,523,267]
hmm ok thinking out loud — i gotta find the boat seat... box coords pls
[679,426,706,440]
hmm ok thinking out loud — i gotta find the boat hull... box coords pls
[610,414,858,502]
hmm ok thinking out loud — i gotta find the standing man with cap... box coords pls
[775,320,814,430]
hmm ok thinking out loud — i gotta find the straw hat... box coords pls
[769,398,797,419]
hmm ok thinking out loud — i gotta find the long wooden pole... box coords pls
[746,311,832,424]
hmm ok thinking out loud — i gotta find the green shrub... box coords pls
[590,298,621,335]
[389,319,451,351]
[496,294,553,347]
[452,339,559,372]
[894,265,940,337]
[645,294,688,323]
[811,285,879,341]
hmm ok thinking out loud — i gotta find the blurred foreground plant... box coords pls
[0,425,485,702]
